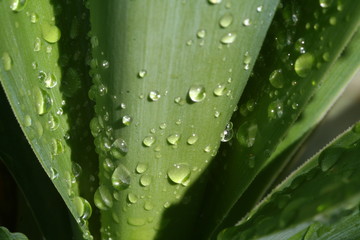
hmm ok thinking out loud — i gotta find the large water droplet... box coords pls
[268,100,284,120]
[220,122,234,142]
[219,13,233,28]
[136,163,148,174]
[318,147,343,172]
[73,196,92,221]
[167,134,180,145]
[220,33,237,44]
[42,22,61,43]
[294,53,315,78]
[167,164,191,184]
[269,69,284,88]
[237,122,258,148]
[2,52,12,71]
[140,175,152,187]
[39,71,58,89]
[34,88,52,115]
[112,163,130,190]
[94,185,113,210]
[143,136,156,147]
[110,138,128,159]
[188,85,206,102]
[127,193,138,203]
[10,0,27,12]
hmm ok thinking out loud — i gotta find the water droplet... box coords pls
[188,85,206,102]
[30,12,38,23]
[127,217,146,226]
[208,0,221,4]
[256,6,263,12]
[136,163,148,174]
[319,147,343,171]
[34,88,52,115]
[72,162,82,178]
[149,90,161,101]
[319,0,333,8]
[144,201,154,211]
[167,164,191,184]
[73,196,92,221]
[220,32,237,44]
[52,138,64,155]
[214,111,220,118]
[42,22,61,43]
[213,84,226,96]
[268,99,283,120]
[140,175,152,187]
[294,38,306,54]
[294,53,315,78]
[237,122,258,147]
[174,97,185,105]
[47,113,59,131]
[110,138,128,159]
[269,69,284,88]
[219,13,233,28]
[112,163,130,190]
[143,136,155,147]
[204,145,211,153]
[127,193,138,204]
[138,69,147,78]
[94,185,113,210]
[220,122,234,142]
[24,115,32,127]
[243,18,251,26]
[50,167,58,180]
[39,71,58,89]
[159,122,167,129]
[101,60,109,69]
[2,52,12,71]
[187,134,198,145]
[197,29,206,39]
[10,0,27,12]
[122,115,132,126]
[167,133,180,145]
[322,52,330,62]
[103,158,114,172]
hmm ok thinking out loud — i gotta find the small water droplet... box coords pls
[243,18,251,26]
[256,5,263,12]
[149,90,161,101]
[136,163,148,174]
[269,69,284,88]
[237,122,258,147]
[174,97,185,105]
[101,60,109,69]
[319,0,333,8]
[197,29,206,39]
[220,122,234,142]
[72,162,82,178]
[329,16,337,25]
[112,163,130,190]
[268,99,283,120]
[47,113,59,131]
[52,138,64,155]
[50,167,58,180]
[187,134,198,145]
[30,12,38,23]
[213,84,226,96]
[294,53,315,78]
[322,52,330,62]
[73,196,92,221]
[159,122,167,129]
[219,13,233,28]
[144,201,154,211]
[140,175,152,187]
[319,147,343,171]
[204,145,211,153]
[208,0,221,4]
[167,163,191,184]
[122,115,132,126]
[2,52,12,71]
[143,136,156,147]
[188,85,206,102]
[24,115,32,127]
[42,22,61,43]
[220,32,237,44]
[127,193,138,204]
[214,111,221,118]
[127,217,146,226]
[138,69,147,78]
[94,185,113,210]
[167,134,180,145]
[10,0,27,12]
[110,138,128,159]
[294,38,306,54]
[34,88,52,115]
[103,158,114,172]
[39,71,58,89]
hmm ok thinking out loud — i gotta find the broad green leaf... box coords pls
[0,1,98,238]
[89,0,278,239]
[0,227,28,240]
[217,22,360,231]
[199,0,360,237]
[218,122,360,239]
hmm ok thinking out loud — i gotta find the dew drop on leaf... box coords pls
[10,0,27,12]
[319,0,333,8]
[268,99,284,120]
[188,85,206,102]
[94,185,113,210]
[103,158,114,172]
[143,136,156,147]
[213,84,226,96]
[127,193,138,204]
[243,18,251,26]
[149,90,161,101]
[294,53,315,78]
[110,138,128,159]
[167,133,180,145]
[111,163,130,190]
[138,69,147,78]
[136,163,148,174]
[220,32,237,44]
[269,69,284,88]
[73,196,92,221]
[34,88,53,115]
[144,201,154,211]
[140,175,152,187]
[41,22,61,43]
[52,138,64,155]
[220,122,234,142]
[24,115,32,127]
[318,147,344,172]
[187,133,198,145]
[2,52,12,71]
[237,122,258,148]
[219,13,233,28]
[122,115,132,126]
[47,113,59,131]
[30,12,38,23]
[167,164,191,184]
[127,217,146,226]
[197,29,206,39]
[208,0,221,4]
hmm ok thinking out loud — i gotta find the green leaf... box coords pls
[0,1,98,238]
[0,227,28,240]
[198,1,360,237]
[218,122,360,240]
[89,0,278,239]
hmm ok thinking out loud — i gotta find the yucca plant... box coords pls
[0,0,360,239]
